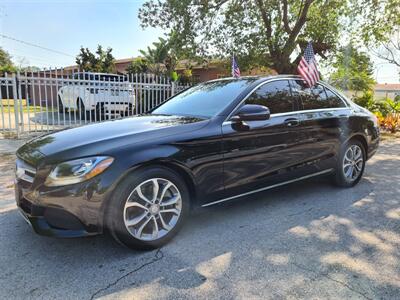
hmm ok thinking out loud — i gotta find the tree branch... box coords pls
[370,41,400,68]
[204,0,231,10]
[282,0,291,34]
[255,0,273,53]
[283,0,313,56]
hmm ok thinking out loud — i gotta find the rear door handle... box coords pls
[284,118,300,127]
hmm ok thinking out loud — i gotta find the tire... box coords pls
[58,96,68,113]
[334,139,366,187]
[107,167,190,250]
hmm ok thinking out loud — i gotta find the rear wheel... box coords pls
[334,140,366,187]
[107,167,189,250]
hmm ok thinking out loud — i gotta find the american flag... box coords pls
[232,55,241,78]
[297,42,319,87]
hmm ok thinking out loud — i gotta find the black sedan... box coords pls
[15,75,380,249]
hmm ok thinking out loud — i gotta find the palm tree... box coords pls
[139,38,176,75]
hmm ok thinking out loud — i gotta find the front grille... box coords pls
[16,158,36,184]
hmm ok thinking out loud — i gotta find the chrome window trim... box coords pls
[202,169,334,207]
[222,107,350,126]
[224,77,349,123]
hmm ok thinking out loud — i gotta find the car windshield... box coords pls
[152,78,257,118]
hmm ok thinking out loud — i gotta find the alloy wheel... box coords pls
[342,145,364,181]
[123,178,182,241]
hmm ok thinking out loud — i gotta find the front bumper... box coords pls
[15,177,105,238]
[16,193,95,238]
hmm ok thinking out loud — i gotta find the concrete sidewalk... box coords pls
[0,136,26,154]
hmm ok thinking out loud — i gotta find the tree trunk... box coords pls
[270,52,302,75]
[271,58,297,74]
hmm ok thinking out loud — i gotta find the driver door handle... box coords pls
[284,118,300,127]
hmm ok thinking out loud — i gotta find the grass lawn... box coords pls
[1,99,55,113]
[0,105,50,113]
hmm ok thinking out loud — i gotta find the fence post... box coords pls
[171,81,175,96]
[12,73,20,137]
[17,71,25,134]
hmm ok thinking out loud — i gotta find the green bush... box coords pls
[384,98,400,113]
[352,92,400,118]
[352,91,375,111]
[170,71,179,82]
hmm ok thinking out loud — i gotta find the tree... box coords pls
[139,37,177,75]
[126,57,149,74]
[0,47,16,74]
[370,27,400,70]
[76,45,115,73]
[329,45,375,94]
[138,0,399,74]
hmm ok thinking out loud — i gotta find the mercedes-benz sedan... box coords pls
[15,75,380,249]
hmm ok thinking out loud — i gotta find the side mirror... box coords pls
[231,104,270,122]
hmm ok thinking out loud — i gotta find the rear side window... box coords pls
[245,80,295,114]
[325,87,346,108]
[290,80,346,110]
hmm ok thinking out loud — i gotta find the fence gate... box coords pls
[0,71,190,137]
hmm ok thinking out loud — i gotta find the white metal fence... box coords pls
[0,70,190,137]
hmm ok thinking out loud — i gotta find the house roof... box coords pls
[375,83,400,91]
[115,57,137,64]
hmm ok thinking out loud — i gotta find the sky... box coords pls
[0,0,163,67]
[0,0,398,83]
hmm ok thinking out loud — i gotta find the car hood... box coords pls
[17,114,208,166]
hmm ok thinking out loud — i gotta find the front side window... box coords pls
[245,80,295,114]
[290,80,346,110]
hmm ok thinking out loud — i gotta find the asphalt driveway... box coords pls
[0,138,399,299]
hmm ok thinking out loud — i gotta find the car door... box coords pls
[289,79,351,171]
[221,79,308,198]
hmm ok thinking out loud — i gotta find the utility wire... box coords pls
[0,33,74,57]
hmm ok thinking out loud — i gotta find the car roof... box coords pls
[206,74,304,82]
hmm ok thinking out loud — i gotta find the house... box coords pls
[173,59,277,82]
[341,83,400,100]
[374,83,400,99]
[21,57,276,107]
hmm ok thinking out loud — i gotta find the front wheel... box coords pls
[107,167,190,250]
[334,140,366,187]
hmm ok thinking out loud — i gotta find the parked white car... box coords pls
[57,72,135,119]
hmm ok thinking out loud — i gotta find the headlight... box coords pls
[45,156,114,187]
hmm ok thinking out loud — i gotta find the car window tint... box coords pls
[152,79,257,118]
[245,80,295,114]
[291,80,345,110]
[325,87,346,108]
[290,80,327,110]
